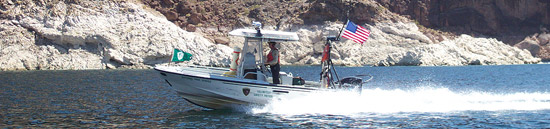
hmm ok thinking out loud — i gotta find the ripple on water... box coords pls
[1,65,550,128]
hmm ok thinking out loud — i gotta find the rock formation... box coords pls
[0,0,231,70]
[139,0,411,43]
[269,22,539,66]
[377,34,539,66]
[0,0,543,71]
[376,0,550,58]
[515,33,550,61]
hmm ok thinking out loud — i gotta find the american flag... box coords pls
[341,20,370,44]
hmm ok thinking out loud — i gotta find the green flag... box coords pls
[171,49,192,62]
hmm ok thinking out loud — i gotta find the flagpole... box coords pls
[169,49,173,65]
[336,9,350,41]
[336,19,349,41]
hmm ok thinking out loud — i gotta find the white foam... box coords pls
[252,87,550,115]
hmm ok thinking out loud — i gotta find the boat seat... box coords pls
[243,72,257,80]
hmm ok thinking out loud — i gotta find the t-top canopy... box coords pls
[229,29,299,41]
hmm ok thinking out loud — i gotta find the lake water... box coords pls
[1,64,550,128]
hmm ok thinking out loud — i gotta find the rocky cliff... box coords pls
[273,22,538,66]
[0,0,231,70]
[140,0,541,65]
[0,0,542,71]
[376,0,550,61]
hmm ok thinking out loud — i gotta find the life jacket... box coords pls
[267,49,279,64]
[321,44,330,62]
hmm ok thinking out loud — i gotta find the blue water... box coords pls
[1,64,550,128]
[285,65,550,93]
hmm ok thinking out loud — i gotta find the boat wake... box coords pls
[252,87,550,115]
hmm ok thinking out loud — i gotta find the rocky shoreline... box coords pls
[271,22,539,66]
[1,1,232,71]
[0,0,542,71]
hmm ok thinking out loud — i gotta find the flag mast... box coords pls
[336,10,350,41]
[319,2,371,90]
[320,8,350,88]
[169,48,174,65]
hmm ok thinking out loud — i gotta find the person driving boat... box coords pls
[265,42,280,84]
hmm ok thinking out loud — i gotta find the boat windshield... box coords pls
[238,38,266,79]
[242,38,263,65]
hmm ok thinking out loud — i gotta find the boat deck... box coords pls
[157,65,323,88]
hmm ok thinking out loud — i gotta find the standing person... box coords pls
[265,42,280,84]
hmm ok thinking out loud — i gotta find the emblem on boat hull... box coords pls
[243,88,250,96]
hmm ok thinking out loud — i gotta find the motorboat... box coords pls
[155,22,372,109]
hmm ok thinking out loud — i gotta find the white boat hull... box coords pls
[155,66,318,109]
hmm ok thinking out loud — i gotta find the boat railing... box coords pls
[177,65,230,76]
[188,65,229,71]
[179,66,271,81]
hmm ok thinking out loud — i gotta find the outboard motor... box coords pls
[319,36,373,93]
[337,76,363,93]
